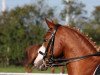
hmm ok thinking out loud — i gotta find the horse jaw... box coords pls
[34,45,46,70]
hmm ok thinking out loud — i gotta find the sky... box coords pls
[0,0,100,16]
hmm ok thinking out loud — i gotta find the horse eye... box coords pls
[44,39,48,42]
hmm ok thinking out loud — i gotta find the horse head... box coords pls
[34,19,64,70]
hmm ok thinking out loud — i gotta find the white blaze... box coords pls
[34,45,46,64]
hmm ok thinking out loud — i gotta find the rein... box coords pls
[42,25,100,67]
[50,52,100,67]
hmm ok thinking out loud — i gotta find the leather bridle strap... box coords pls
[43,24,60,60]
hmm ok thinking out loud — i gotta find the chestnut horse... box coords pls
[23,44,65,73]
[34,19,100,75]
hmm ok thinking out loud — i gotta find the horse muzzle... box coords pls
[34,60,48,71]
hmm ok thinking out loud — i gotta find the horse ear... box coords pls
[45,18,55,29]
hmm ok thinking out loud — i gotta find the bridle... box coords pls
[39,24,60,65]
[39,24,100,67]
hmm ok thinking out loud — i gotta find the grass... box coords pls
[0,66,25,73]
[0,66,67,73]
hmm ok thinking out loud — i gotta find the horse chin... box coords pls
[34,60,48,71]
[38,64,48,71]
[35,64,48,71]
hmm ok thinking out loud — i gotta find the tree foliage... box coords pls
[0,0,99,67]
[60,0,87,28]
[0,0,54,66]
[83,6,100,45]
[61,1,100,45]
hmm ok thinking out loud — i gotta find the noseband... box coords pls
[40,24,100,67]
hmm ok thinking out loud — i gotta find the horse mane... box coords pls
[62,25,97,50]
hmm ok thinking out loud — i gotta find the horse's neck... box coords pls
[63,27,97,56]
[61,27,100,75]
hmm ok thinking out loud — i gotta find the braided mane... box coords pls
[64,25,97,50]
